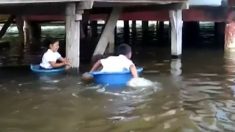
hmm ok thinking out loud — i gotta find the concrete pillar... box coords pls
[169,10,183,58]
[225,21,235,50]
[124,20,130,43]
[65,3,83,68]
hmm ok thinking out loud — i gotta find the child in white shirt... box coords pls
[40,38,71,69]
[89,44,138,78]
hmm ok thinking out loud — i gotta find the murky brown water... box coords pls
[0,23,235,132]
[0,48,235,132]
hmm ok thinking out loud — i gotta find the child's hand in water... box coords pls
[82,72,93,81]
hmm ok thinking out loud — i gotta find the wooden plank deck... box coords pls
[0,0,187,4]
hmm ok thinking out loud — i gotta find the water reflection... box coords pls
[178,51,235,131]
[170,58,182,88]
[2,25,235,131]
[170,58,182,77]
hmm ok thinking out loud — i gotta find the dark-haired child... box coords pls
[40,38,71,69]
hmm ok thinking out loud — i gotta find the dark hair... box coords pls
[117,44,132,55]
[43,37,59,48]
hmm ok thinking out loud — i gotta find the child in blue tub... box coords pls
[84,44,139,79]
[40,38,71,69]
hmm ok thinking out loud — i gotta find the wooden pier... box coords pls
[0,0,233,69]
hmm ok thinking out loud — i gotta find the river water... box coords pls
[0,22,235,132]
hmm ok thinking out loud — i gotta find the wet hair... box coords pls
[117,44,132,56]
[43,37,59,48]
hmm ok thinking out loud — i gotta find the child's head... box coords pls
[117,44,132,59]
[46,38,60,52]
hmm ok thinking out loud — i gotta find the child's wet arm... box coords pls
[130,64,138,78]
[90,60,102,72]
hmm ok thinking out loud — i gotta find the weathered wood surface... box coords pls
[95,0,187,3]
[0,0,187,4]
[169,10,183,57]
[66,3,82,68]
[93,7,121,56]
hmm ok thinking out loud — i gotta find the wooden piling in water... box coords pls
[142,21,148,41]
[182,21,199,47]
[131,20,137,40]
[169,10,183,58]
[214,22,225,48]
[91,21,98,37]
[124,20,130,43]
[16,16,24,47]
[65,3,83,68]
[93,7,122,57]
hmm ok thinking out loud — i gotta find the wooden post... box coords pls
[91,21,98,37]
[183,22,200,47]
[93,7,122,56]
[169,10,183,58]
[16,16,24,47]
[214,22,225,48]
[108,30,115,53]
[23,20,31,45]
[131,20,136,40]
[81,11,89,39]
[124,20,130,43]
[142,21,148,41]
[158,21,164,44]
[31,22,41,45]
[65,3,83,68]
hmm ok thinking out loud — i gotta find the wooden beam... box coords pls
[77,0,94,9]
[108,30,115,53]
[93,7,122,56]
[94,0,187,4]
[0,15,15,39]
[0,0,187,4]
[0,0,82,4]
[0,4,66,15]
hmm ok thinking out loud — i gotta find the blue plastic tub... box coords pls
[30,64,65,74]
[91,67,143,86]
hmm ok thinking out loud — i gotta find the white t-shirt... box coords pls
[40,49,62,69]
[100,55,134,72]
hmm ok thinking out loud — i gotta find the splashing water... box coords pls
[127,77,156,88]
